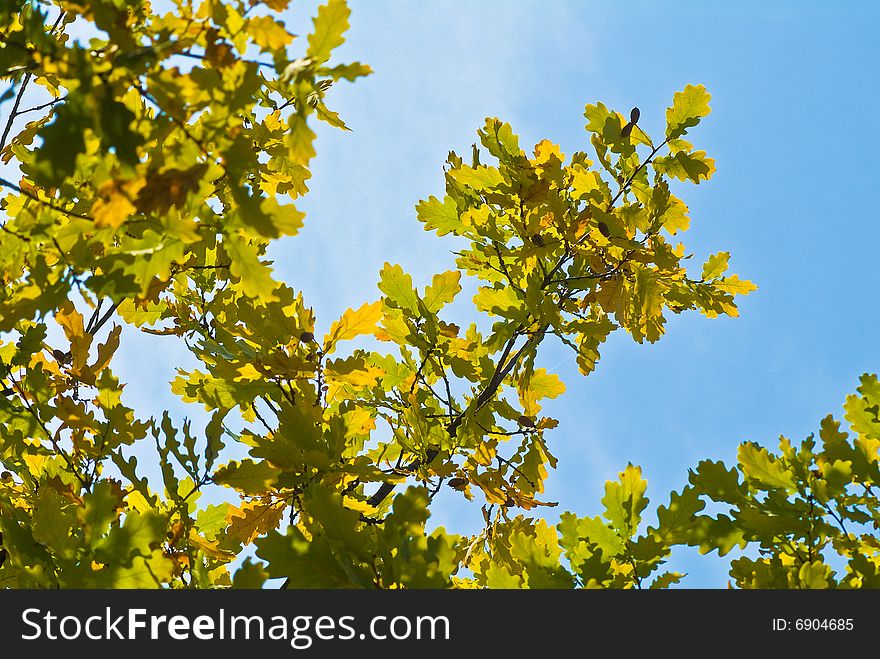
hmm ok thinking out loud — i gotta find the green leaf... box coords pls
[224,236,280,302]
[576,515,626,559]
[214,459,281,495]
[423,270,461,313]
[99,95,144,167]
[448,165,505,192]
[473,285,524,320]
[33,94,88,187]
[95,510,165,564]
[651,571,685,589]
[196,503,230,540]
[689,514,747,556]
[378,263,419,314]
[302,485,363,548]
[416,195,461,236]
[32,488,78,555]
[478,118,522,163]
[95,551,175,588]
[232,558,269,589]
[650,486,705,544]
[666,84,711,139]
[601,464,648,536]
[798,561,832,589]
[307,0,350,65]
[324,62,373,82]
[79,480,124,549]
[485,563,525,588]
[255,528,357,587]
[738,442,798,493]
[702,252,730,280]
[654,150,716,184]
[584,102,616,136]
[688,460,747,503]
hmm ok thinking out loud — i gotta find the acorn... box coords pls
[620,122,634,138]
[630,107,640,124]
[448,478,468,491]
[52,349,71,363]
[529,234,545,247]
[517,415,536,428]
[0,471,12,482]
[597,221,610,238]
[299,331,315,343]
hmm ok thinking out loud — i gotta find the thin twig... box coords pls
[0,176,93,221]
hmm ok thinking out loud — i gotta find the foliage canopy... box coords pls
[1,0,878,589]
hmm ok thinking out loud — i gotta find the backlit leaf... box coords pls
[307,0,350,65]
[324,301,383,354]
[666,84,711,139]
[214,459,281,495]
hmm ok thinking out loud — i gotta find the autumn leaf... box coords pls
[666,84,711,139]
[423,270,461,313]
[307,0,350,65]
[92,178,145,228]
[214,460,281,495]
[323,300,383,354]
[248,16,294,52]
[378,263,419,314]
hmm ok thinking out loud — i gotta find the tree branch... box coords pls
[0,176,94,221]
[366,325,546,508]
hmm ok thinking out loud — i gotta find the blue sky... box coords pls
[274,0,880,586]
[66,1,880,586]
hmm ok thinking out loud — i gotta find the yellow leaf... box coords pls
[214,459,281,495]
[55,395,94,426]
[263,110,284,132]
[55,301,92,374]
[189,529,236,560]
[526,368,566,399]
[702,251,730,280]
[325,361,384,402]
[227,501,285,544]
[532,139,564,165]
[342,496,378,515]
[342,408,376,437]
[125,490,153,513]
[323,301,382,354]
[570,167,603,200]
[248,16,294,52]
[225,235,280,302]
[92,191,135,229]
[519,368,566,416]
[423,270,461,313]
[666,84,712,139]
[81,325,121,385]
[235,362,265,382]
[325,363,383,387]
[715,275,757,295]
[307,0,350,65]
[471,438,498,467]
[91,179,144,229]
